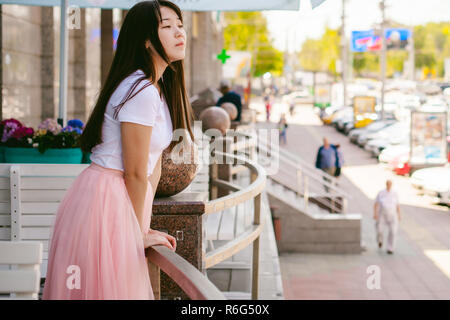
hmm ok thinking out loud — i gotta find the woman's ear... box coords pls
[145,40,151,50]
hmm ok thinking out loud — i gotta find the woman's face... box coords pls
[158,6,186,62]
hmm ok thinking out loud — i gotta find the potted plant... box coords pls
[2,118,85,164]
[0,118,25,162]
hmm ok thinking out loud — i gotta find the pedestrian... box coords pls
[315,137,339,192]
[264,95,272,122]
[334,144,344,178]
[374,180,401,254]
[278,113,288,145]
[217,79,242,122]
[43,0,192,299]
[289,101,295,117]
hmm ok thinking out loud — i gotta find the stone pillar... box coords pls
[190,12,222,96]
[101,9,113,86]
[121,9,128,25]
[182,11,192,96]
[67,8,86,121]
[85,8,101,120]
[151,191,207,300]
[41,7,55,120]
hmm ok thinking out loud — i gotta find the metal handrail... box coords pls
[257,143,351,199]
[206,147,266,299]
[146,246,226,300]
[257,138,344,191]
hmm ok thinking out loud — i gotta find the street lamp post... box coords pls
[380,0,386,121]
[341,0,348,107]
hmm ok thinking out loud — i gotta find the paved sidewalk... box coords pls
[252,98,450,299]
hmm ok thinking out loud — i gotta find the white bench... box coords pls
[0,241,43,299]
[0,161,210,280]
[0,164,88,278]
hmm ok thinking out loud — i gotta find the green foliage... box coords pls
[223,12,283,77]
[297,27,341,75]
[301,21,450,78]
[33,131,80,154]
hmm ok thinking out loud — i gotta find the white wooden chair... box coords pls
[0,241,43,299]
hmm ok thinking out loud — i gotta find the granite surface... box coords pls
[153,191,208,215]
[151,214,204,300]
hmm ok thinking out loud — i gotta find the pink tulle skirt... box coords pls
[42,163,154,300]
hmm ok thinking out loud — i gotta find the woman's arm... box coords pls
[121,122,152,235]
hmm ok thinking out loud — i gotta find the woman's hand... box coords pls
[144,229,177,251]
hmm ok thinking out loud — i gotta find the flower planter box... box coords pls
[4,147,83,164]
[0,146,6,163]
[82,152,92,164]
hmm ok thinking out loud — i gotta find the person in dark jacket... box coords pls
[315,138,339,192]
[217,79,242,122]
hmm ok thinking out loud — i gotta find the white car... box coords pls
[378,144,410,164]
[410,165,450,204]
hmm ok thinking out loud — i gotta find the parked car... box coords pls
[365,136,409,158]
[323,107,348,125]
[349,120,396,144]
[330,107,353,127]
[410,165,450,204]
[357,122,407,147]
[378,144,410,164]
[344,121,355,135]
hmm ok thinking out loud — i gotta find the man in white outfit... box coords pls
[373,180,401,254]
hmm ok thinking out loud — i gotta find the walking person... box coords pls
[374,180,401,254]
[43,0,193,299]
[315,137,339,192]
[264,95,272,122]
[278,113,288,145]
[334,144,344,178]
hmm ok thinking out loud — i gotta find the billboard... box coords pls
[351,28,411,52]
[410,111,448,164]
[351,30,381,52]
[385,28,411,50]
[353,96,376,120]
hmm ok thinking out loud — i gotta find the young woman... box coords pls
[42,0,194,300]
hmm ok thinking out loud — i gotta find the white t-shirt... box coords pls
[375,189,399,216]
[90,70,173,176]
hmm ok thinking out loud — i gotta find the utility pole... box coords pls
[408,27,415,81]
[341,0,348,107]
[380,0,386,120]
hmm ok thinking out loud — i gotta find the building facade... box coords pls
[0,4,223,127]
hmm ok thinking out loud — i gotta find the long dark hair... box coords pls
[80,0,194,153]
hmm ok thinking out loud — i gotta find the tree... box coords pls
[297,27,341,76]
[223,12,283,77]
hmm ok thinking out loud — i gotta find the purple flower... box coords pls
[2,122,20,143]
[0,118,23,128]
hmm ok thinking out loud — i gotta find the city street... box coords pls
[252,98,450,299]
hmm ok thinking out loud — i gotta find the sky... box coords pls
[264,0,450,53]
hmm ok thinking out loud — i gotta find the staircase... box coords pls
[254,132,363,254]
